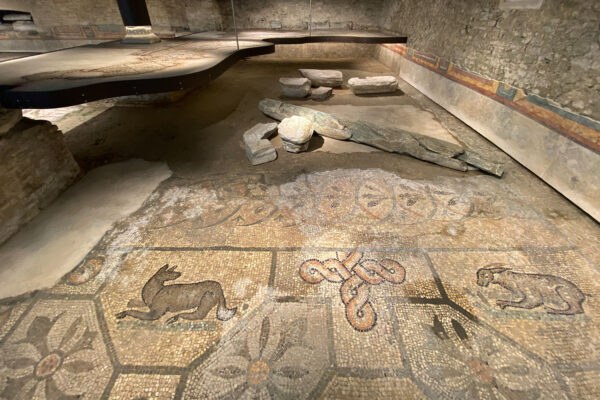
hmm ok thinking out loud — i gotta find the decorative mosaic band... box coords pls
[381,43,600,154]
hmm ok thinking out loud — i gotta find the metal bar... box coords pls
[116,0,152,26]
[309,0,312,36]
[231,0,239,50]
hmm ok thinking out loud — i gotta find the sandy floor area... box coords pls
[1,57,599,399]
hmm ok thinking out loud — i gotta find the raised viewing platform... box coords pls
[0,30,406,108]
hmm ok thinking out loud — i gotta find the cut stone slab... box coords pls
[299,69,343,88]
[259,98,350,140]
[2,13,32,22]
[457,150,505,177]
[259,99,504,174]
[0,108,22,136]
[347,120,468,171]
[278,116,313,153]
[122,25,160,44]
[12,21,37,32]
[243,122,278,165]
[311,86,333,101]
[279,77,311,98]
[348,76,398,95]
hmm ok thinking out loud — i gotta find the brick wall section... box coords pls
[379,0,600,120]
[0,116,81,245]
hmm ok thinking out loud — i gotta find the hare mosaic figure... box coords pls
[116,264,237,324]
[476,264,588,315]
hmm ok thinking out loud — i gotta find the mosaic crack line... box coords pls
[300,251,406,331]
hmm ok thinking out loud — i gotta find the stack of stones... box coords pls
[300,69,342,100]
[279,70,398,99]
[279,69,344,101]
[277,116,313,153]
[242,116,314,165]
[279,78,311,98]
[245,71,398,165]
[243,122,278,165]
[2,13,36,33]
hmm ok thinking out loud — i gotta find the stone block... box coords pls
[348,76,398,95]
[299,69,343,87]
[311,86,333,101]
[278,116,313,153]
[279,77,311,98]
[121,26,160,44]
[2,14,32,22]
[12,21,37,32]
[243,122,278,165]
[259,98,350,140]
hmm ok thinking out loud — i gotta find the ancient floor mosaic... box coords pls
[1,168,599,399]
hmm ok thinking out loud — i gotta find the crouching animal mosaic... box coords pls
[116,264,237,324]
[476,264,588,315]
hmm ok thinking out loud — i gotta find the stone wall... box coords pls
[379,0,600,120]
[0,0,124,40]
[184,0,224,31]
[217,0,384,31]
[263,43,376,59]
[0,0,223,40]
[1,0,385,41]
[0,113,81,245]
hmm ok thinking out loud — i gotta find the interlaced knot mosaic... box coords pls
[300,251,406,331]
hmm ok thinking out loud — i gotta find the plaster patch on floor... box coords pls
[0,159,171,299]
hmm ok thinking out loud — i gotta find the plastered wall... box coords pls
[379,0,600,120]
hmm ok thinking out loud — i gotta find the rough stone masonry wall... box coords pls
[0,0,224,39]
[380,0,600,120]
[217,0,384,31]
[0,0,123,39]
[0,113,80,245]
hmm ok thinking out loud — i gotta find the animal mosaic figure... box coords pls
[116,264,237,324]
[300,251,406,331]
[476,264,588,315]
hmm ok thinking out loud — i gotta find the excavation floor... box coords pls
[1,57,599,399]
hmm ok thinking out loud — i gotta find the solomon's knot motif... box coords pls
[299,251,406,331]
